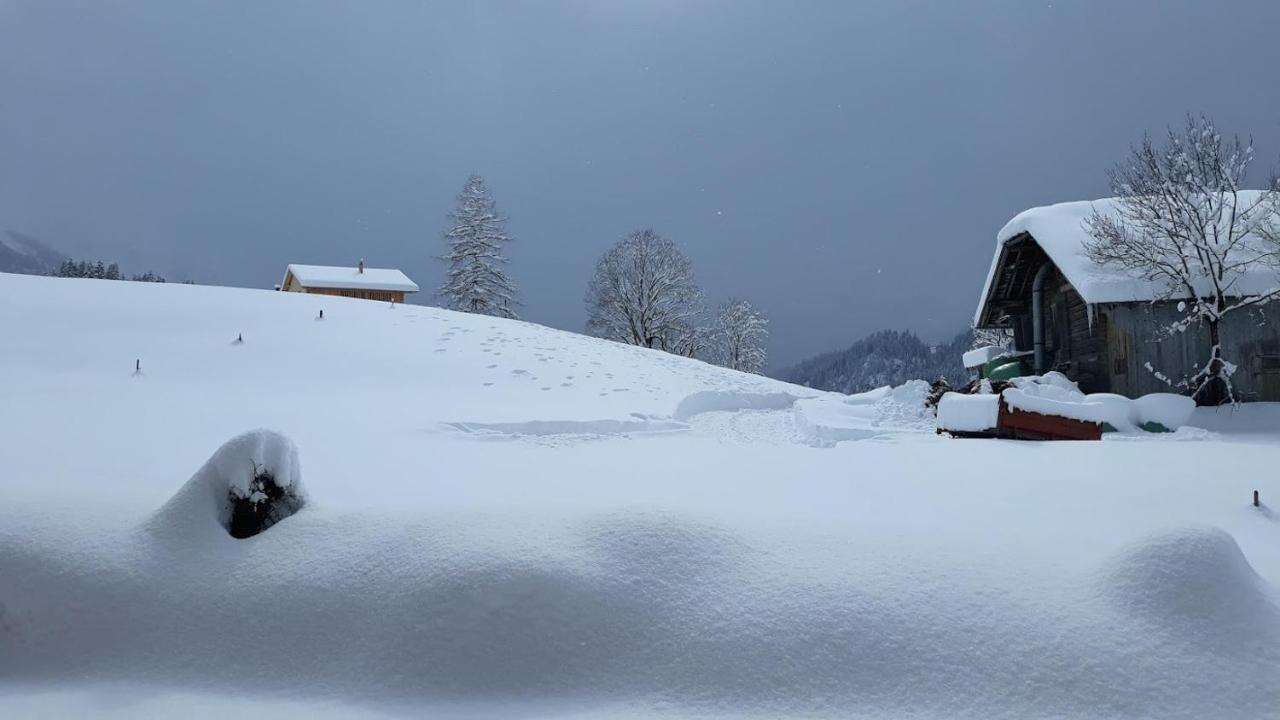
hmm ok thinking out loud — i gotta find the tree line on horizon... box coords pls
[52,259,175,283]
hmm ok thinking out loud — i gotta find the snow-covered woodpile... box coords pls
[937,372,1195,440]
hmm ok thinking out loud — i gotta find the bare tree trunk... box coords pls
[1199,318,1227,406]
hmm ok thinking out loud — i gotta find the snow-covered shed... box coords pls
[973,197,1280,401]
[280,261,419,303]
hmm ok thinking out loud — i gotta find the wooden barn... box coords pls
[279,261,419,303]
[973,198,1280,401]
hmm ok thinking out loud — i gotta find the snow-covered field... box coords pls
[1,272,1278,719]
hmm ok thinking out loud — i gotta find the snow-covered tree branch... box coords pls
[438,175,520,319]
[1084,115,1280,404]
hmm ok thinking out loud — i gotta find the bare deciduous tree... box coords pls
[668,321,716,360]
[714,298,768,374]
[1084,115,1280,404]
[585,229,704,352]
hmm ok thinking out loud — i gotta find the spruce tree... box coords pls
[438,175,519,319]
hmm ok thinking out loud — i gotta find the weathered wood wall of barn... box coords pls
[296,286,406,303]
[1045,274,1110,393]
[1103,303,1280,401]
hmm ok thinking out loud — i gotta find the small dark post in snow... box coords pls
[1255,490,1261,508]
[234,332,243,344]
[318,309,324,320]
[133,358,141,376]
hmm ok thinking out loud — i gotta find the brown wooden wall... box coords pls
[301,287,407,303]
[1044,273,1110,393]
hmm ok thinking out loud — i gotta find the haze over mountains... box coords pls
[780,329,972,393]
[0,230,63,275]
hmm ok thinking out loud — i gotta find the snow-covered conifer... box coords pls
[438,175,519,319]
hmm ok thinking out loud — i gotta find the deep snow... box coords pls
[1,272,1278,719]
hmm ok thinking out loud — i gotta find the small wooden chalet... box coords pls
[279,260,419,303]
[973,197,1280,401]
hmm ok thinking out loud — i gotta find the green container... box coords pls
[985,358,1027,382]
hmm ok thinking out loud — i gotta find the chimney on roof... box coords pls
[358,258,365,274]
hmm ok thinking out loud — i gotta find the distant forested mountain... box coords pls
[0,230,64,275]
[778,329,972,393]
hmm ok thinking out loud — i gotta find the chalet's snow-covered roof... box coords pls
[284,264,419,293]
[974,192,1280,325]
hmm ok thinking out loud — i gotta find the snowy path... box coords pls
[684,408,812,445]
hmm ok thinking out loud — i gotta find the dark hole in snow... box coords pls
[225,467,305,539]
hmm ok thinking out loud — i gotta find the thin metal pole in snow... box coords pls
[1255,490,1261,508]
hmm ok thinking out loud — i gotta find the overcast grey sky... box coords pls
[4,1,1280,367]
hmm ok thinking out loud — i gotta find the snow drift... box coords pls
[6,503,1280,719]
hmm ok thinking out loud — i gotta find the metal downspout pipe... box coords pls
[1032,262,1051,374]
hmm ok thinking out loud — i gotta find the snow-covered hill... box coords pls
[1,272,1278,719]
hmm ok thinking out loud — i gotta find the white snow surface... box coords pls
[1134,393,1196,429]
[2,272,1280,719]
[976,192,1280,324]
[936,392,999,432]
[1004,373,1110,423]
[284,263,419,292]
[961,345,1006,369]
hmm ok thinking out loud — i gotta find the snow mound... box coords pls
[1084,393,1139,432]
[842,385,892,404]
[672,389,800,421]
[937,392,999,432]
[1134,393,1195,429]
[872,379,933,428]
[795,380,934,442]
[445,417,688,440]
[961,345,1007,369]
[1002,375,1195,432]
[149,429,308,541]
[1098,527,1280,653]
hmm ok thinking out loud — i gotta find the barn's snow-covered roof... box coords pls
[974,192,1280,326]
[284,264,419,293]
